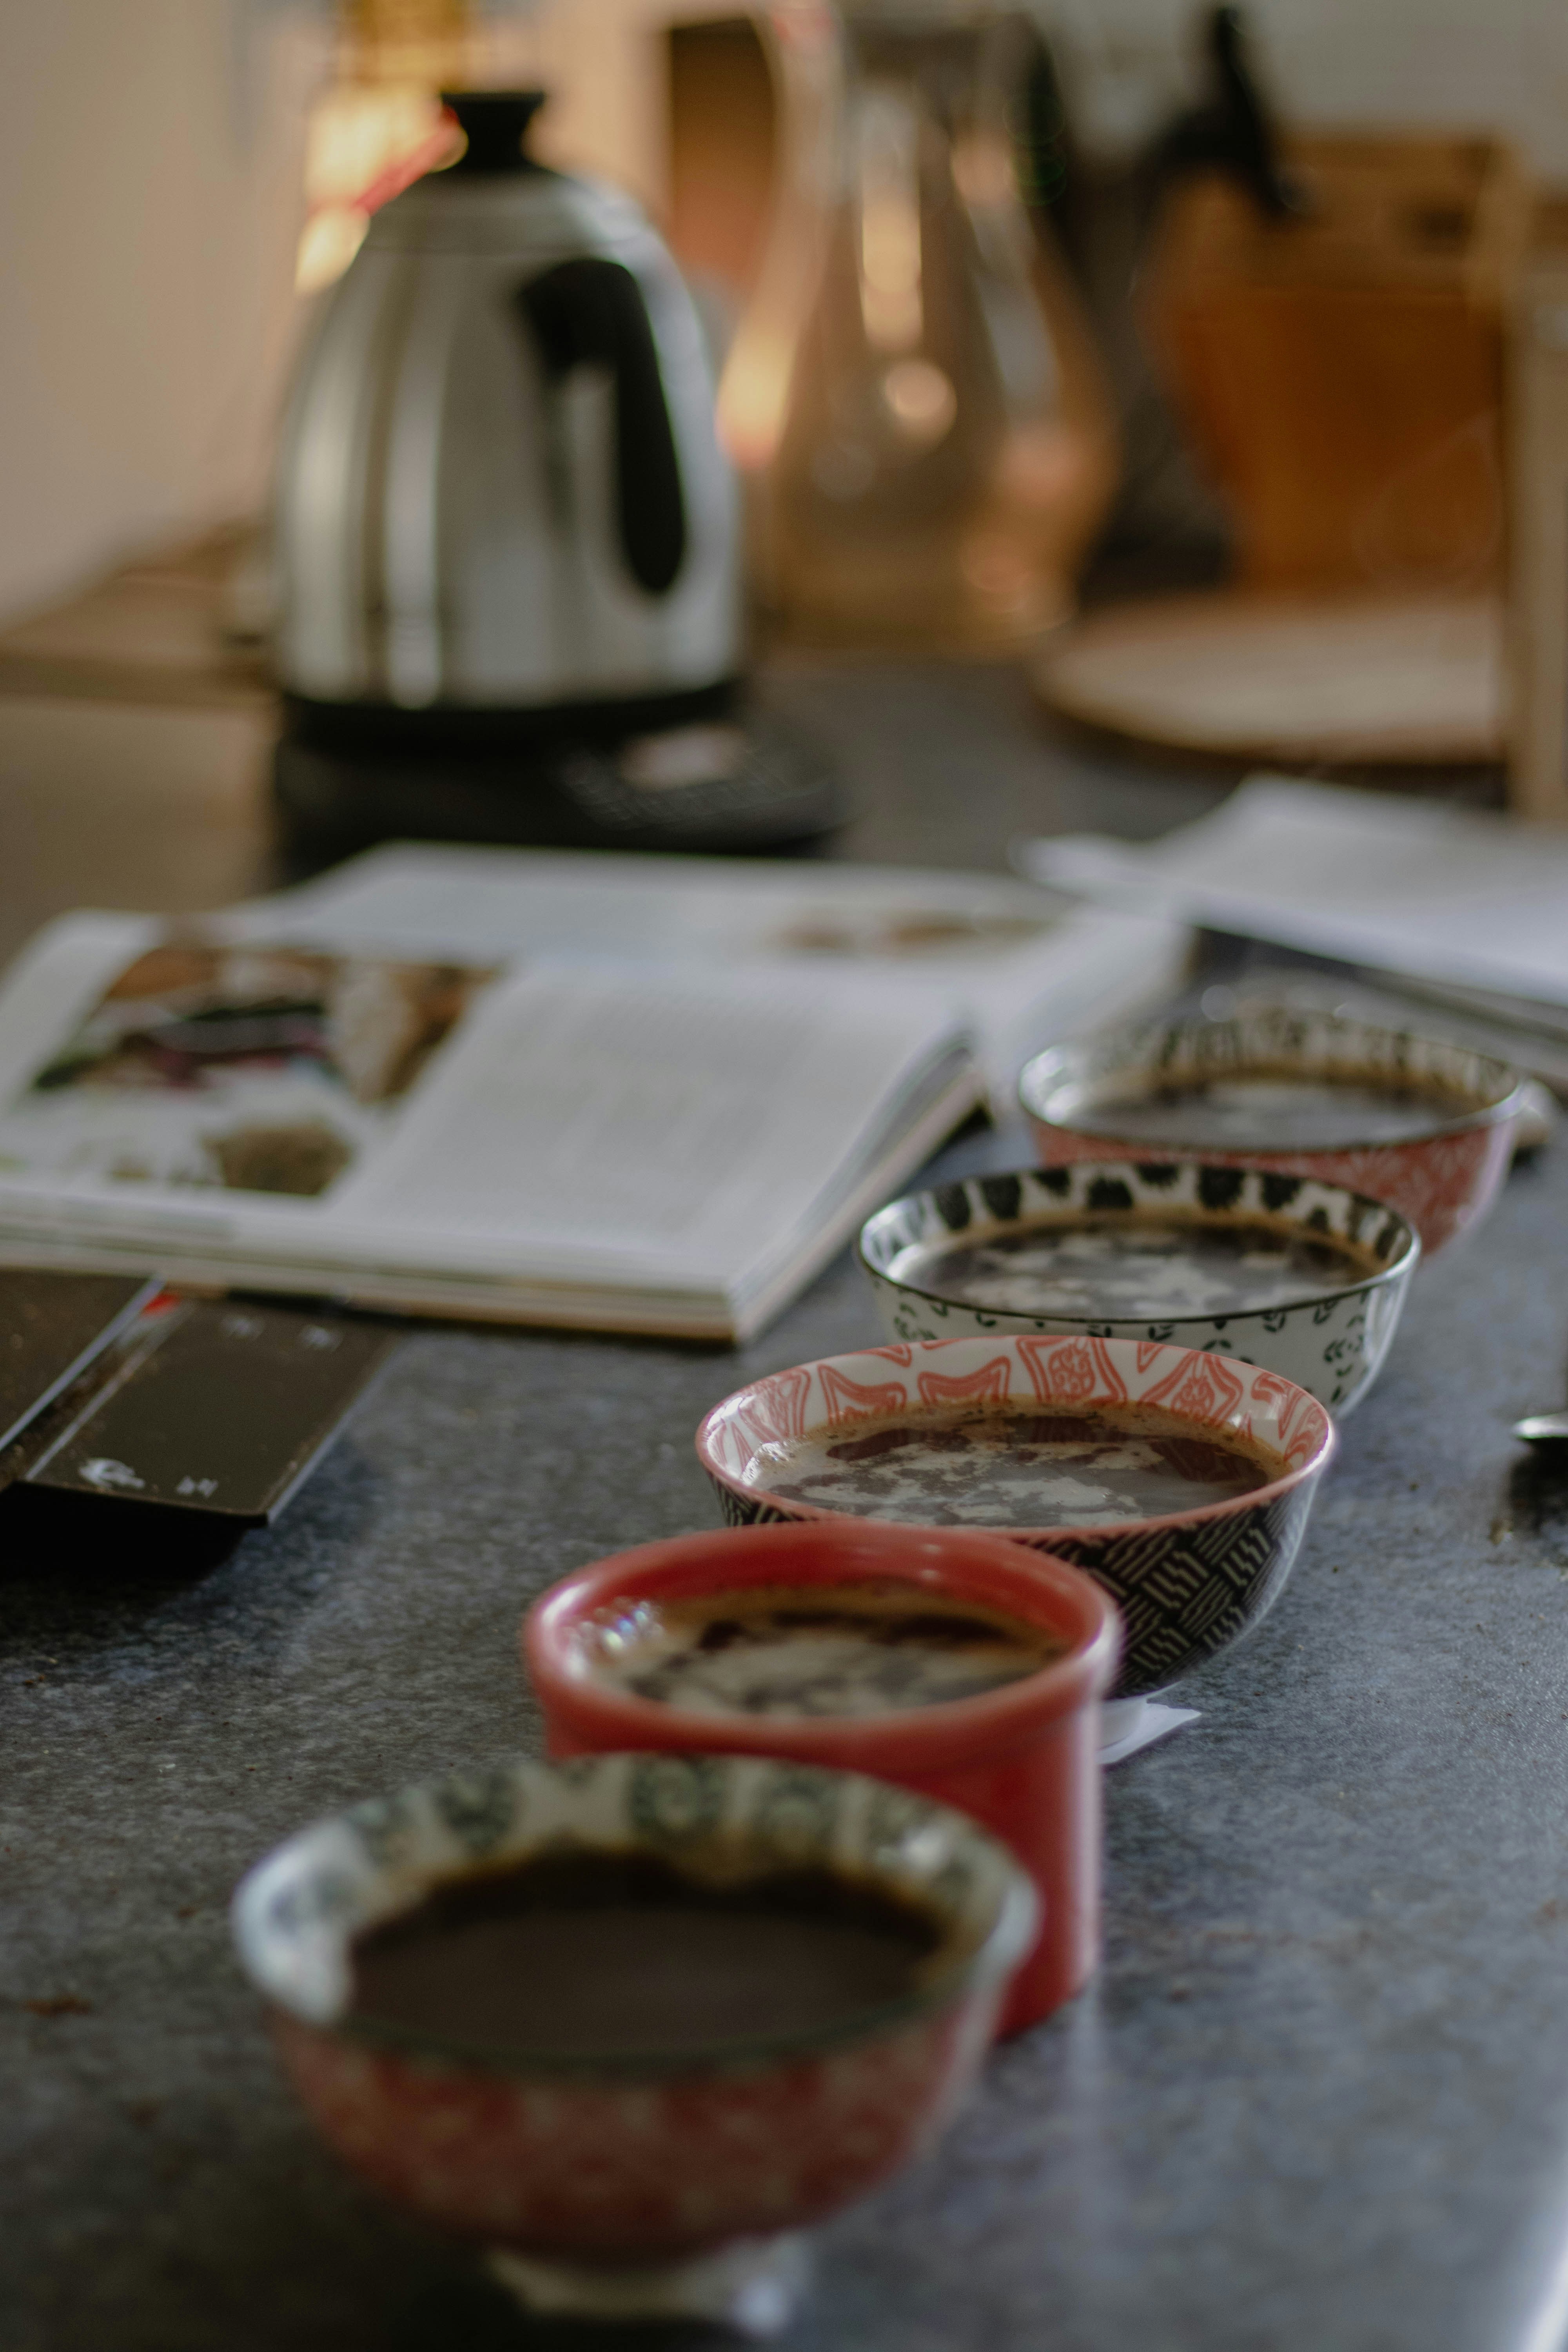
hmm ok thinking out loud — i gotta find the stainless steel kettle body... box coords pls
[272,94,740,722]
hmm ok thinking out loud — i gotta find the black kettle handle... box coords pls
[1142,4,1307,224]
[517,259,688,597]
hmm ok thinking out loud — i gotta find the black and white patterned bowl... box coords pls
[858,1162,1419,1416]
[697,1334,1335,1699]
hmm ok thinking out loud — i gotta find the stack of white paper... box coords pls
[1021,776,1568,1011]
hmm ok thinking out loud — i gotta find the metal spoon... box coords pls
[1514,1410,1568,1444]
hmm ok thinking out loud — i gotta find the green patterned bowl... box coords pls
[233,1750,1034,2328]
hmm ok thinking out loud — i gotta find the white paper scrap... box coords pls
[1100,1701,1200,1766]
[1020,775,1568,1011]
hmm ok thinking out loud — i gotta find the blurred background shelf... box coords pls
[0,525,270,713]
[1143,131,1523,592]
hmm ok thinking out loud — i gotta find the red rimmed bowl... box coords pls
[524,1521,1121,2036]
[695,1334,1334,1701]
[1018,1004,1526,1256]
[232,1751,1034,2330]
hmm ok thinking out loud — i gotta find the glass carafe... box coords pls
[719,0,1117,652]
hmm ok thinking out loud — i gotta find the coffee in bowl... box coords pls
[858,1163,1423,1418]
[525,1523,1122,2035]
[1018,1005,1527,1255]
[582,1582,1066,1719]
[234,1749,1036,2328]
[889,1215,1381,1321]
[1053,1072,1481,1152]
[745,1400,1280,1531]
[350,1847,945,2062]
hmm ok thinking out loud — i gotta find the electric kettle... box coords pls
[268,91,838,856]
[274,89,738,721]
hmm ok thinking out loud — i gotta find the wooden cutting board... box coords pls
[1031,589,1503,765]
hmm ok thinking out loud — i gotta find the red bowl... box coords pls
[525,1520,1121,2036]
[1017,1005,1525,1256]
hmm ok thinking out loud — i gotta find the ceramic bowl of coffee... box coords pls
[859,1160,1419,1415]
[695,1333,1334,1700]
[232,1750,1033,2332]
[525,1519,1120,2037]
[1018,1004,1526,1256]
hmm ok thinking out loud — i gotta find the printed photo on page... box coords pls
[0,937,501,1201]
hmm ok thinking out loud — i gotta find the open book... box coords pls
[218,842,1190,1104]
[0,851,1186,1341]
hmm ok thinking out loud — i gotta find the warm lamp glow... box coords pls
[857,87,922,354]
[997,422,1096,511]
[296,204,372,294]
[717,329,796,472]
[304,80,441,208]
[881,358,956,445]
[294,81,458,294]
[951,131,1013,210]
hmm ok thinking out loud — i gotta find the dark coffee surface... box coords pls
[1056,1074,1479,1151]
[349,1851,942,2060]
[892,1217,1378,1319]
[587,1581,1063,1717]
[751,1403,1277,1528]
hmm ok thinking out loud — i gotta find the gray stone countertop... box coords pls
[4,662,1564,2352]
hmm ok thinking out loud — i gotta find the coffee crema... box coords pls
[1058,1071,1478,1152]
[349,1850,943,2060]
[747,1401,1279,1529]
[890,1216,1378,1320]
[585,1581,1063,1718]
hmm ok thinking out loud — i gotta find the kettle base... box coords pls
[270,703,846,868]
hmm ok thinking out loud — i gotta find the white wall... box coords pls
[0,0,320,623]
[1044,0,1568,174]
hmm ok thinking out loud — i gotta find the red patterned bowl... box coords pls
[231,1751,1034,2323]
[1017,1004,1525,1256]
[524,1521,1120,2036]
[695,1334,1334,1699]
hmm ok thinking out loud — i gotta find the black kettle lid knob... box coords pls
[441,89,547,176]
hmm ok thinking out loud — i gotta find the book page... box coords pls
[0,913,162,1107]
[229,842,1069,969]
[330,963,969,1290]
[0,922,502,1210]
[223,842,1189,1097]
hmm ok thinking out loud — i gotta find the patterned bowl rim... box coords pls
[524,1521,1122,1757]
[856,1162,1421,1332]
[1017,1007,1529,1150]
[696,1334,1335,1548]
[232,1751,1039,2080]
